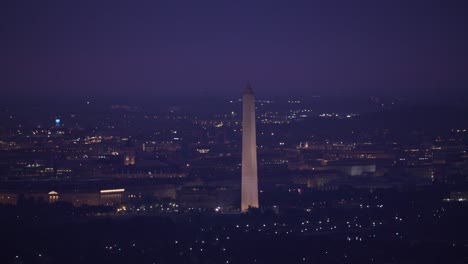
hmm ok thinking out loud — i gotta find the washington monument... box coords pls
[241,84,259,211]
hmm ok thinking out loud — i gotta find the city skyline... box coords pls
[1,1,467,263]
[0,80,467,263]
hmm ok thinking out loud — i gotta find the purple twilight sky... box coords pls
[1,0,467,99]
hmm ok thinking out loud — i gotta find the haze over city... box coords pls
[1,1,467,264]
[2,0,468,100]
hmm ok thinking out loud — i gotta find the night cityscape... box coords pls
[1,1,468,264]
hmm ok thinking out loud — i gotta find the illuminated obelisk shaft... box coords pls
[241,84,259,211]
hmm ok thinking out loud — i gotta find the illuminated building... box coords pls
[123,140,136,166]
[48,191,59,203]
[241,84,259,211]
[124,152,135,166]
[99,188,125,206]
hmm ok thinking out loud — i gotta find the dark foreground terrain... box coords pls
[1,186,467,264]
